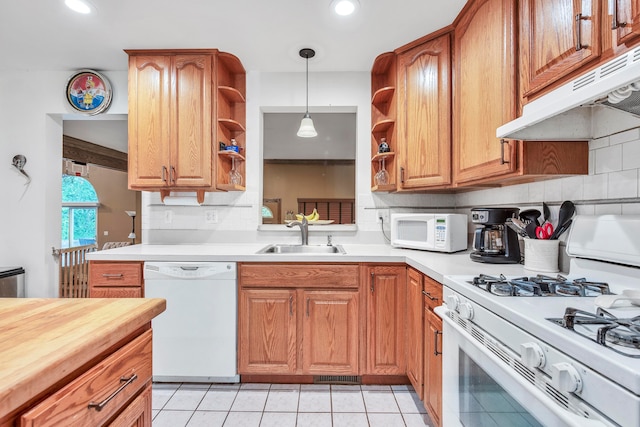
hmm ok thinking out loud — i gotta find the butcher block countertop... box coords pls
[0,297,166,420]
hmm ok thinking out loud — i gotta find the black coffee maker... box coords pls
[470,207,521,264]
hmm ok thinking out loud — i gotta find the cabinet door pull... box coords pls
[289,295,294,317]
[102,273,124,278]
[434,330,442,356]
[162,166,168,183]
[370,272,375,293]
[500,139,510,165]
[422,290,439,301]
[575,13,589,51]
[170,166,177,184]
[611,1,626,29]
[306,297,310,317]
[400,167,405,184]
[88,374,138,412]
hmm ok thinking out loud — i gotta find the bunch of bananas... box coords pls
[295,208,319,222]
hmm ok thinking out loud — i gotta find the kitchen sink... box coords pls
[257,244,346,254]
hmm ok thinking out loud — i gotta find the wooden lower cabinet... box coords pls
[239,289,297,374]
[302,290,359,374]
[89,261,144,298]
[365,265,406,375]
[238,264,360,376]
[107,384,151,427]
[424,301,443,427]
[405,268,424,399]
[19,329,153,427]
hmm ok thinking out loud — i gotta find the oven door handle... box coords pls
[434,306,611,427]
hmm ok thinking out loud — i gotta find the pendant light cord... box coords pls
[305,53,309,114]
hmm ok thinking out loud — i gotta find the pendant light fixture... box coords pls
[297,48,318,138]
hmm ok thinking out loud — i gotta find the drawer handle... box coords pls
[88,374,138,412]
[422,290,439,301]
[434,330,442,356]
[102,273,124,278]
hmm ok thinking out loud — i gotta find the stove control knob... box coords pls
[520,343,546,369]
[458,302,474,320]
[551,363,583,393]
[446,294,460,311]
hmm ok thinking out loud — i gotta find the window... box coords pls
[62,174,99,248]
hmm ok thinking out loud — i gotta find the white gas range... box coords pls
[436,215,640,427]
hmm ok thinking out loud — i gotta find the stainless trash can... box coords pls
[0,267,25,297]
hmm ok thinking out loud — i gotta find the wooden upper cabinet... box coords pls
[396,33,452,190]
[520,0,601,99]
[171,54,213,188]
[370,52,398,192]
[126,49,246,195]
[614,0,640,46]
[127,55,172,188]
[453,0,519,185]
[127,52,212,190]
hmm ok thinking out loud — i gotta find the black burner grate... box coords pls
[470,274,611,297]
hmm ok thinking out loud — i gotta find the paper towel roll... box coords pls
[162,196,202,206]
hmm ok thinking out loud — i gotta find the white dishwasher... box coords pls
[144,261,238,383]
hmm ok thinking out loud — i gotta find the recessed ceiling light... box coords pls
[331,0,359,16]
[65,0,93,14]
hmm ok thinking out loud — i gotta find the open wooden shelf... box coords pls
[371,119,395,134]
[218,150,245,161]
[371,152,395,162]
[219,86,246,103]
[218,118,246,133]
[371,184,396,192]
[217,183,245,192]
[372,87,395,106]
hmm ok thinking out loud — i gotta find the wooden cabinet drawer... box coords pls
[20,330,152,427]
[90,262,142,287]
[239,264,359,288]
[423,276,442,311]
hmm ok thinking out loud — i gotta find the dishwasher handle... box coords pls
[144,262,237,280]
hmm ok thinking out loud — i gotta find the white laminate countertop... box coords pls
[86,243,533,283]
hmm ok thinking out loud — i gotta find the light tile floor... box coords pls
[152,383,434,427]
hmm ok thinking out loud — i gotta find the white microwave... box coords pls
[390,213,468,253]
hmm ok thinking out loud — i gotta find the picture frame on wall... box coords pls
[65,69,112,115]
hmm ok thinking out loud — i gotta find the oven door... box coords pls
[436,306,612,427]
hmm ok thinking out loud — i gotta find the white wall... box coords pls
[4,66,639,297]
[0,70,127,297]
[143,71,455,245]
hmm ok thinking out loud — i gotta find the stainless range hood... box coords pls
[498,45,640,140]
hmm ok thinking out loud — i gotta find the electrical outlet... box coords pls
[103,231,109,236]
[164,210,173,224]
[377,209,390,224]
[205,210,218,224]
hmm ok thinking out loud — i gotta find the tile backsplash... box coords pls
[144,127,640,245]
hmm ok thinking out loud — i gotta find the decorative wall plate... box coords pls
[65,69,112,115]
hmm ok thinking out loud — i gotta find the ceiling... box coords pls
[34,0,467,156]
[2,0,466,73]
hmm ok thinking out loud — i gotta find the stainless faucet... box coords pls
[286,216,309,245]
